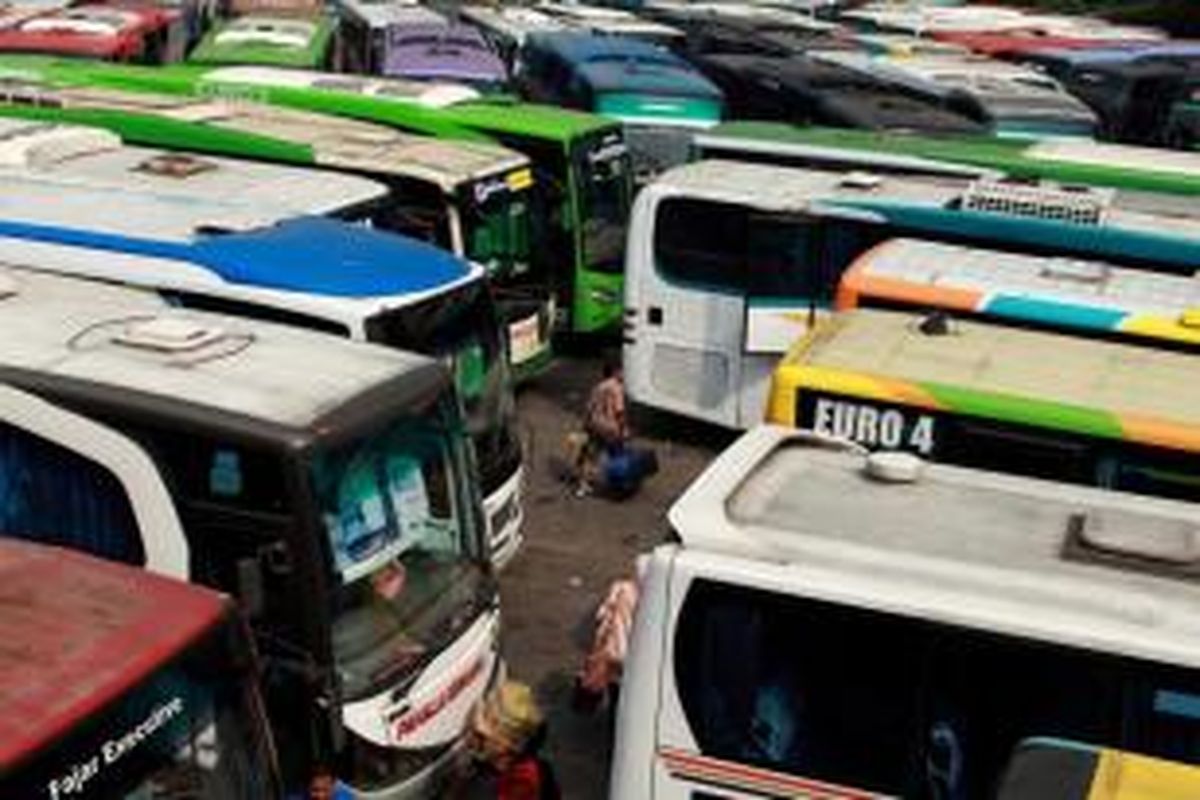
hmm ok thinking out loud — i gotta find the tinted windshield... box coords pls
[366,280,519,495]
[313,405,489,701]
[574,129,631,274]
[4,620,277,800]
[460,170,534,282]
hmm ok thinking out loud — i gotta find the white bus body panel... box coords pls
[0,384,187,578]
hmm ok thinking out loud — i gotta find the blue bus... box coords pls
[520,31,723,175]
[0,165,526,567]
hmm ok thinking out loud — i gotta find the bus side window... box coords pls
[1096,451,1200,503]
[672,579,925,793]
[653,198,748,293]
[941,419,1093,484]
[0,419,143,565]
[746,213,814,298]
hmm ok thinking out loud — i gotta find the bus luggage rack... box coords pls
[961,178,1115,226]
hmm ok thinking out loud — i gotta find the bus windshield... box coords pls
[366,278,518,496]
[6,621,277,800]
[574,130,631,275]
[313,406,489,701]
[459,173,533,281]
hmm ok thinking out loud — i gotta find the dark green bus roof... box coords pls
[702,121,1200,197]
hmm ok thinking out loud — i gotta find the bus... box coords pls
[996,741,1200,799]
[692,121,1200,196]
[187,0,335,69]
[0,56,635,334]
[520,31,724,175]
[0,266,501,796]
[835,238,1200,350]
[0,84,552,377]
[0,125,525,566]
[0,537,281,799]
[688,53,987,135]
[767,308,1200,502]
[612,424,1200,799]
[0,3,186,63]
[336,2,446,75]
[623,160,1200,428]
[808,51,1099,139]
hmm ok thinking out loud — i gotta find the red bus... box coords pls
[0,3,185,63]
[0,539,281,799]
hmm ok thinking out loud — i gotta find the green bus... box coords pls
[187,12,336,69]
[695,121,1200,197]
[0,56,633,333]
[0,75,554,378]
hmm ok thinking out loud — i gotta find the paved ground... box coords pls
[493,354,730,798]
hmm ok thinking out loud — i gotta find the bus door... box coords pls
[0,384,186,577]
[626,194,751,427]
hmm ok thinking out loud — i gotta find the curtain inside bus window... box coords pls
[653,198,748,293]
[0,421,143,565]
[672,580,925,795]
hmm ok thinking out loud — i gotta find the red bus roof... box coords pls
[934,30,1146,57]
[0,540,228,770]
[0,4,176,59]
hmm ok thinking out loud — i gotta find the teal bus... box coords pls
[0,76,554,377]
[0,56,634,333]
[693,121,1200,198]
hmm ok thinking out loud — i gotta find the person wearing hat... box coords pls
[467,680,560,800]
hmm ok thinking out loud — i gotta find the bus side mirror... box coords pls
[237,556,266,620]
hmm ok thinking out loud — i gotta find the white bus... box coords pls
[623,159,1200,429]
[0,265,501,798]
[612,425,1200,799]
[0,119,525,565]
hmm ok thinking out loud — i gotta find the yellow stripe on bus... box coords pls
[1088,749,1200,800]
[766,365,943,426]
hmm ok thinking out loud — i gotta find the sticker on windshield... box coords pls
[385,455,429,548]
[326,459,400,581]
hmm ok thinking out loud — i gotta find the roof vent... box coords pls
[134,153,218,178]
[864,451,925,484]
[1062,510,1200,582]
[1038,257,1109,285]
[113,318,227,353]
[839,170,883,190]
[962,178,1114,226]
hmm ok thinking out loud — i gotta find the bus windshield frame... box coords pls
[456,167,534,283]
[3,612,279,800]
[306,389,492,702]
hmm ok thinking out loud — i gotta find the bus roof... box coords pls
[783,308,1200,445]
[0,117,388,214]
[670,425,1200,668]
[188,13,335,68]
[0,82,530,189]
[696,122,1200,197]
[0,538,228,769]
[527,31,721,98]
[0,4,173,60]
[650,161,1200,261]
[839,238,1200,347]
[0,57,623,142]
[0,264,441,430]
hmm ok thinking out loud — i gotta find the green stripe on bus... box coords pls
[921,382,1126,441]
